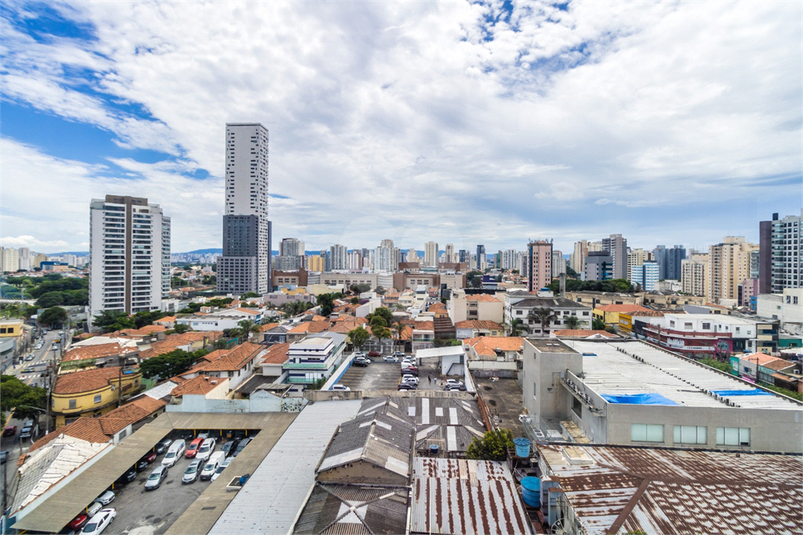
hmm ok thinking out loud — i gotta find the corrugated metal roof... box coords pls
[539,443,803,535]
[209,400,362,535]
[410,458,532,535]
[293,484,408,535]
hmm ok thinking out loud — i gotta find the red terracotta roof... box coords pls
[53,367,139,395]
[454,320,504,330]
[464,336,524,357]
[139,331,222,359]
[61,342,136,363]
[553,329,618,338]
[202,342,263,372]
[466,294,501,302]
[170,375,224,397]
[260,343,290,365]
[288,321,330,334]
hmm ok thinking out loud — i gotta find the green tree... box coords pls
[374,286,386,295]
[93,310,136,332]
[371,324,392,343]
[35,292,64,308]
[465,429,514,461]
[133,310,166,328]
[527,307,558,336]
[348,326,370,350]
[241,292,260,299]
[237,319,261,341]
[349,283,371,295]
[592,318,607,331]
[39,306,68,327]
[366,307,393,327]
[139,349,200,380]
[564,315,583,329]
[173,323,190,334]
[171,276,188,289]
[316,293,339,317]
[1,375,48,421]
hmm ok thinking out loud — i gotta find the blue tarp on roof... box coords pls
[711,389,772,396]
[601,393,679,406]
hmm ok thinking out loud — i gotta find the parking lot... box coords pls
[336,356,457,392]
[103,433,255,535]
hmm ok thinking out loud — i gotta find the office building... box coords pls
[602,233,628,279]
[280,238,305,257]
[654,245,686,281]
[629,260,659,291]
[329,244,348,270]
[89,195,170,321]
[0,247,19,273]
[217,123,270,295]
[584,251,612,281]
[709,237,758,303]
[526,240,553,292]
[476,244,486,270]
[458,249,468,264]
[759,211,802,294]
[374,240,394,272]
[424,241,439,268]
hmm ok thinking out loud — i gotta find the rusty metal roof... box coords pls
[410,457,532,535]
[538,443,803,535]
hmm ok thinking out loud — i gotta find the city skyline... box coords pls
[1,2,800,254]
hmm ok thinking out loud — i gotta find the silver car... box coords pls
[144,465,168,491]
[182,459,202,484]
[195,437,216,462]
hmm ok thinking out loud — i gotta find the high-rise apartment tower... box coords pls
[217,123,270,295]
[89,195,170,322]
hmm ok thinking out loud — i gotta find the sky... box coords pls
[0,0,800,255]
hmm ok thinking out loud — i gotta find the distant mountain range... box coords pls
[179,248,223,255]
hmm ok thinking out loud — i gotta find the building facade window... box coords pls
[673,425,707,445]
[532,382,537,399]
[631,424,664,443]
[94,394,102,404]
[716,427,750,446]
[571,396,582,417]
[69,399,77,409]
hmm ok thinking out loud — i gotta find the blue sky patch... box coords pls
[7,2,96,43]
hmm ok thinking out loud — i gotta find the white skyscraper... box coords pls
[330,244,348,270]
[217,123,270,295]
[424,241,439,267]
[444,243,455,263]
[89,195,170,322]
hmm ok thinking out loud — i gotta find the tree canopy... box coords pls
[547,278,635,294]
[1,375,48,421]
[178,298,234,314]
[349,283,371,295]
[139,348,208,380]
[93,310,136,332]
[316,293,340,317]
[366,307,393,327]
[348,326,370,349]
[466,429,514,461]
[39,306,68,327]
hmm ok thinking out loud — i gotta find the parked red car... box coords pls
[368,351,381,358]
[67,512,88,531]
[185,437,204,458]
[3,426,17,437]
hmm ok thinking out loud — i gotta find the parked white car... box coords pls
[182,459,202,484]
[161,439,186,467]
[201,452,226,481]
[195,438,216,462]
[93,490,115,506]
[81,508,116,534]
[401,375,419,385]
[332,384,351,391]
[210,457,232,482]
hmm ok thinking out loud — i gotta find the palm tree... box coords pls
[394,320,408,353]
[237,319,261,341]
[527,307,558,337]
[564,315,584,330]
[508,318,525,336]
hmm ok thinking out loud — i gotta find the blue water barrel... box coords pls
[429,444,439,456]
[521,476,541,508]
[513,438,531,458]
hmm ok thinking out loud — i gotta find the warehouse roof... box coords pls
[538,443,803,535]
[564,340,803,410]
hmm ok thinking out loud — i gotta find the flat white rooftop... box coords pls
[563,340,802,410]
[208,400,362,535]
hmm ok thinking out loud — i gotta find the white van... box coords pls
[200,452,225,481]
[162,439,186,467]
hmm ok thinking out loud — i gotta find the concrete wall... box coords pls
[316,460,408,487]
[521,340,583,429]
[166,393,282,413]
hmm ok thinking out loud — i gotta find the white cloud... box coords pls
[0,236,69,249]
[0,0,800,253]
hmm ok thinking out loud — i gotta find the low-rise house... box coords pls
[52,366,143,428]
[448,289,504,323]
[617,309,665,335]
[200,342,265,391]
[258,343,290,380]
[463,336,523,376]
[642,313,775,357]
[286,320,331,343]
[60,339,139,368]
[137,331,222,359]
[176,307,263,331]
[411,321,435,352]
[454,320,503,339]
[284,333,347,394]
[506,296,592,335]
